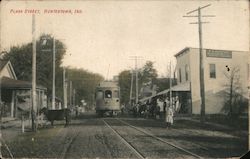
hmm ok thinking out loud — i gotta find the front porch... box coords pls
[1,76,47,118]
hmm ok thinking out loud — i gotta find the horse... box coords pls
[40,107,71,126]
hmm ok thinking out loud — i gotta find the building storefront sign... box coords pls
[206,49,232,58]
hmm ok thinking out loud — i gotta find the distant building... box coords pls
[0,60,47,118]
[48,96,62,110]
[113,75,119,82]
[174,47,249,114]
[140,85,157,98]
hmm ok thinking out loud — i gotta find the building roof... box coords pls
[98,81,118,88]
[48,96,62,102]
[1,76,46,90]
[174,47,248,58]
[0,60,17,79]
[174,47,190,58]
[0,60,8,70]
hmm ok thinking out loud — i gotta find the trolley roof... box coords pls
[97,81,119,88]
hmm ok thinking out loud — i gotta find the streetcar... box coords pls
[95,81,120,116]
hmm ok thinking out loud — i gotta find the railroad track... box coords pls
[59,124,81,159]
[103,118,203,159]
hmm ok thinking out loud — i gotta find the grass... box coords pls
[193,114,248,131]
[2,125,64,158]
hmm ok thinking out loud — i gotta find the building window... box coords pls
[185,65,189,81]
[179,68,182,83]
[209,64,216,78]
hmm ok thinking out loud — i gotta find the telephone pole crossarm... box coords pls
[186,4,211,15]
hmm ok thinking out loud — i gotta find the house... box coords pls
[174,47,249,114]
[0,60,47,118]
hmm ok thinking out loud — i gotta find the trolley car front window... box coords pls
[105,90,112,98]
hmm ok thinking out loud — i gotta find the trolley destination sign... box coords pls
[206,49,232,58]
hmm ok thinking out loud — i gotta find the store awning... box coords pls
[139,82,190,103]
[151,82,190,97]
[171,82,190,92]
[156,89,170,96]
[139,96,153,103]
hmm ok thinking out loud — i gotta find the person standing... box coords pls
[164,97,170,120]
[172,97,176,111]
[121,103,125,115]
[163,101,166,120]
[166,105,174,128]
[175,96,180,113]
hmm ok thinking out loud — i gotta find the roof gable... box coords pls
[0,60,17,80]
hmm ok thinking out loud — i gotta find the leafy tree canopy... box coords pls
[118,60,158,105]
[118,70,131,105]
[3,34,66,98]
[3,34,104,109]
[66,67,104,108]
[140,61,158,86]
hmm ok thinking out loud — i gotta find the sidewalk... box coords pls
[2,117,17,123]
[1,117,19,129]
[175,116,248,136]
[1,117,34,130]
[1,117,25,129]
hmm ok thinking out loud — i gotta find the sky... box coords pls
[1,0,249,79]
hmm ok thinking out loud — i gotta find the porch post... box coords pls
[10,91,15,118]
[41,90,44,108]
[29,89,32,127]
[37,90,40,114]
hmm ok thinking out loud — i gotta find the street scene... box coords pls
[1,112,248,158]
[0,0,249,158]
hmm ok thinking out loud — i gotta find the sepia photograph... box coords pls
[0,0,249,158]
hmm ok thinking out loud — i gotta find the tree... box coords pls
[118,60,158,105]
[3,34,66,99]
[66,67,104,109]
[140,61,158,87]
[118,70,131,105]
[223,66,247,118]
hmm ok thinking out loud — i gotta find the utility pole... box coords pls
[135,58,138,104]
[52,37,56,110]
[31,14,37,131]
[63,68,67,109]
[41,36,56,110]
[169,61,172,107]
[248,42,250,150]
[129,56,143,104]
[184,4,215,123]
[0,30,2,159]
[69,81,72,107]
[0,69,2,159]
[73,89,76,107]
[129,69,134,106]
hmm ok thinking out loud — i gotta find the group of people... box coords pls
[131,96,181,128]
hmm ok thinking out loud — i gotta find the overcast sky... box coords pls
[1,0,249,79]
